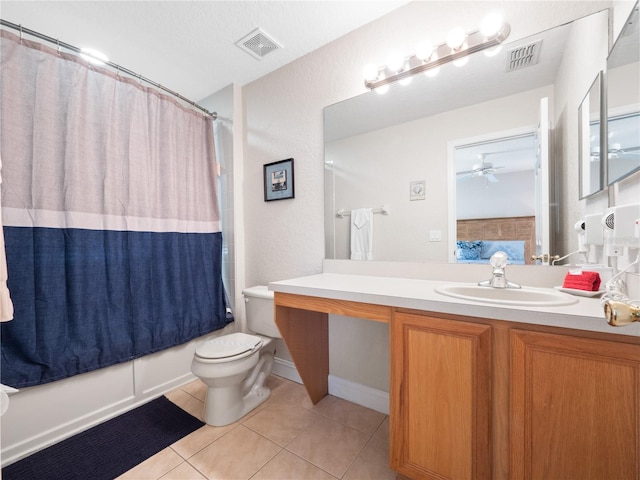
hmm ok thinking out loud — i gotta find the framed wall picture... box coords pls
[264,158,295,201]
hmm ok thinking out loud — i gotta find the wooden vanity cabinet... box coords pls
[390,311,493,480]
[510,329,640,480]
[273,292,639,480]
[390,310,640,480]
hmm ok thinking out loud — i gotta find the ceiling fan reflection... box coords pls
[590,144,640,160]
[457,153,504,182]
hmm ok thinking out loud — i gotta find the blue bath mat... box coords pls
[2,395,204,480]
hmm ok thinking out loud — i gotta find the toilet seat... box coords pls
[195,332,263,362]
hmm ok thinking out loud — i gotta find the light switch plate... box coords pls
[410,181,425,201]
[429,230,442,242]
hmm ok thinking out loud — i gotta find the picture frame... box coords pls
[264,158,295,202]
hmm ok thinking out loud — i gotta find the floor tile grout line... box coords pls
[246,446,287,480]
[278,412,379,480]
[169,421,242,462]
[280,445,342,479]
[292,396,388,436]
[342,432,383,479]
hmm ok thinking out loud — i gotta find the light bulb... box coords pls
[415,40,433,61]
[363,64,379,82]
[480,13,504,37]
[446,27,466,50]
[374,73,389,94]
[453,56,469,67]
[399,76,412,86]
[484,45,502,57]
[386,51,405,72]
[425,53,440,77]
[425,67,440,77]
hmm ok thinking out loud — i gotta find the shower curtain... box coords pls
[0,30,232,388]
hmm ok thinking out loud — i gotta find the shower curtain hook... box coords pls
[19,25,23,41]
[56,39,61,55]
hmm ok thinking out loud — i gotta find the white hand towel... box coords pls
[350,208,373,260]
[0,154,14,322]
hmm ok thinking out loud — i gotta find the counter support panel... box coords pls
[275,303,329,404]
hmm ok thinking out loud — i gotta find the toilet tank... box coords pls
[242,286,281,339]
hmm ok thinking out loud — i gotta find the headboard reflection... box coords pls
[457,216,535,265]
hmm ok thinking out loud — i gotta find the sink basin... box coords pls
[435,284,578,307]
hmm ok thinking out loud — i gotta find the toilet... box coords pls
[191,285,281,426]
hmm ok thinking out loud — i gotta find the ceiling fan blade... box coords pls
[487,174,499,183]
[479,147,531,157]
[617,152,640,159]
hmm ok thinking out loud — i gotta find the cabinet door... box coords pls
[390,312,492,480]
[511,329,640,480]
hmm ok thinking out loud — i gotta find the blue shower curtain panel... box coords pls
[2,227,229,387]
[0,30,232,388]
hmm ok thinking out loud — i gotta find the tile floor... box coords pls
[116,375,399,480]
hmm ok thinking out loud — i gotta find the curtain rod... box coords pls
[0,19,217,120]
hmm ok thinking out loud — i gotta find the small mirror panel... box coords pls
[578,72,603,198]
[606,4,640,185]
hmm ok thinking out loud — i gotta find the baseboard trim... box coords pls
[271,357,302,384]
[328,375,389,415]
[271,360,389,414]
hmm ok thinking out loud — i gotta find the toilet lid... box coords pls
[195,332,262,360]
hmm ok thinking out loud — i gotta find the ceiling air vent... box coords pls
[235,28,282,60]
[506,39,542,72]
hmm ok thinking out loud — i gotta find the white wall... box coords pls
[458,170,536,220]
[242,1,616,395]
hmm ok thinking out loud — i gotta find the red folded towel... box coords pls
[562,271,601,291]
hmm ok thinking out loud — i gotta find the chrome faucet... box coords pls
[478,251,521,289]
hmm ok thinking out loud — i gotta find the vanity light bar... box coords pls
[364,22,511,91]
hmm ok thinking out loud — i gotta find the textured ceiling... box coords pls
[0,1,408,102]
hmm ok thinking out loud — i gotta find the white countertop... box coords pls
[270,273,640,337]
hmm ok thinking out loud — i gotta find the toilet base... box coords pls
[203,383,271,426]
[202,347,276,426]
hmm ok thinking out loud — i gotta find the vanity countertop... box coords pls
[270,273,640,337]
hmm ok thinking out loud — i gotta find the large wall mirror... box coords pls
[324,9,608,265]
[606,3,640,185]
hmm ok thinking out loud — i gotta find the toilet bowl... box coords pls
[190,286,281,426]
